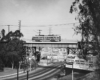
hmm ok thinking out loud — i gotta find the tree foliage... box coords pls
[70,0,100,66]
[1,29,5,37]
[0,30,26,68]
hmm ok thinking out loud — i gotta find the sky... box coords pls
[0,0,81,42]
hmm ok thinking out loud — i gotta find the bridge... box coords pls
[24,42,78,48]
[23,42,78,60]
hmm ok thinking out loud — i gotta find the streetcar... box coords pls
[32,34,61,42]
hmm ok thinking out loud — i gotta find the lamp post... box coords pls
[72,62,74,80]
[27,70,29,80]
[26,56,29,80]
[66,62,74,80]
[25,46,30,80]
[23,56,29,80]
[17,61,19,80]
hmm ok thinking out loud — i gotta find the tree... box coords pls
[1,29,5,37]
[12,30,23,38]
[0,29,7,42]
[6,38,26,68]
[70,0,100,55]
[1,30,23,42]
[0,42,6,70]
[0,30,26,69]
[6,51,18,69]
[70,1,100,79]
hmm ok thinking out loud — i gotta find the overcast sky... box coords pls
[0,0,81,41]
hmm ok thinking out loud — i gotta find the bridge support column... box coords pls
[67,47,69,54]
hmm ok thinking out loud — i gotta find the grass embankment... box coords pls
[0,68,22,77]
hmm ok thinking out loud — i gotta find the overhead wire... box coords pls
[20,22,79,27]
[0,22,79,27]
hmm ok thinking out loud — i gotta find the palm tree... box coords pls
[0,29,6,42]
[1,29,5,38]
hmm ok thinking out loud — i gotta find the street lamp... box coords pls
[72,62,74,80]
[27,69,29,80]
[17,61,19,80]
[66,62,74,80]
[23,56,29,80]
[26,56,29,80]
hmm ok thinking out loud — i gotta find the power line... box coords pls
[0,25,18,26]
[0,22,79,28]
[16,22,79,27]
[0,25,18,33]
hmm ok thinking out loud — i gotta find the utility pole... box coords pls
[19,20,21,32]
[7,25,10,33]
[49,27,52,35]
[38,30,42,35]
[3,25,10,33]
[1,25,17,34]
